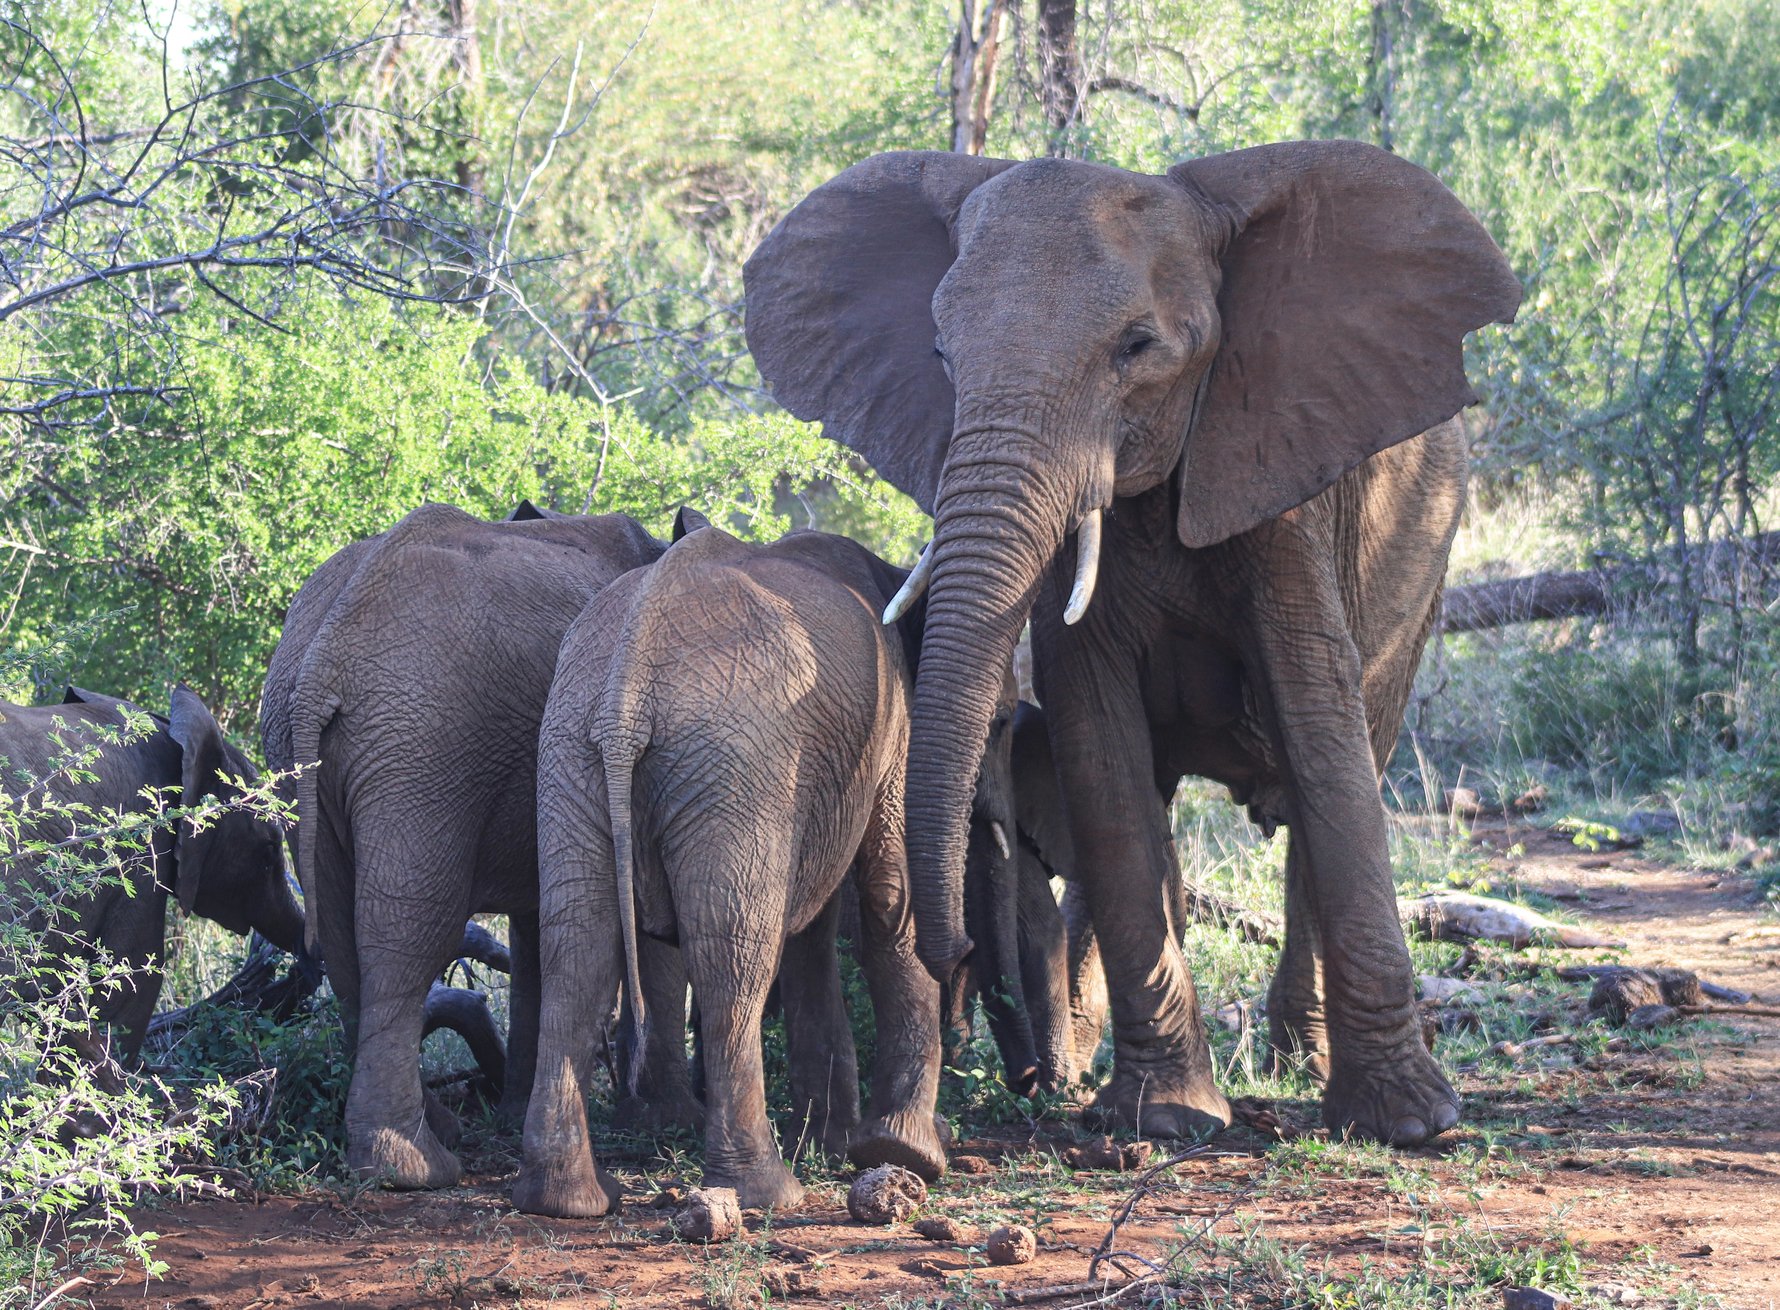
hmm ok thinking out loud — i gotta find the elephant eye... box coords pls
[1117,330,1157,366]
[933,336,947,360]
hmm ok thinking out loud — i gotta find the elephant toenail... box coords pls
[1391,1115,1428,1146]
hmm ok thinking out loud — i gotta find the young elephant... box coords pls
[0,685,306,1059]
[952,696,1081,1096]
[261,500,704,1189]
[515,528,955,1216]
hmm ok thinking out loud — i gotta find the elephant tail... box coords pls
[602,731,648,1100]
[290,667,342,958]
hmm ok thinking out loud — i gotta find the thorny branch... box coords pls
[0,21,507,432]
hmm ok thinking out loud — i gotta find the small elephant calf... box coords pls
[516,528,972,1216]
[0,685,306,1060]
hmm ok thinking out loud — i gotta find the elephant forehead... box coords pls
[960,161,1204,257]
[944,165,1218,321]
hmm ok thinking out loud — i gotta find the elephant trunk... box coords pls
[905,439,1079,980]
[253,870,309,958]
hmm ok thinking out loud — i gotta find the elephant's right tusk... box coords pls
[1063,508,1102,626]
[882,542,934,625]
[990,820,1012,861]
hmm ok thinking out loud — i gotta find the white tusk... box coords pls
[990,821,1012,861]
[1062,508,1102,626]
[882,542,935,624]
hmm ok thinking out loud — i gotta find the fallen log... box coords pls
[145,933,323,1053]
[455,920,512,974]
[422,983,506,1096]
[1441,530,1780,633]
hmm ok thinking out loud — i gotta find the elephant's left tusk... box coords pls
[882,542,934,624]
[1063,508,1102,626]
[990,820,1012,861]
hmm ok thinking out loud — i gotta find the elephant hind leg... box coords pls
[343,814,476,1189]
[515,743,624,1219]
[672,806,803,1211]
[683,929,804,1211]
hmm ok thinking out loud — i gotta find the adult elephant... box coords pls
[743,142,1520,1146]
[262,500,704,1189]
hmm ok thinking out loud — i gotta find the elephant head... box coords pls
[162,686,305,953]
[745,142,1520,976]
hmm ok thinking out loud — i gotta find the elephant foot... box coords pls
[846,1109,947,1182]
[1322,1032,1459,1147]
[613,1091,707,1138]
[704,1160,804,1212]
[423,1088,464,1150]
[351,1122,462,1190]
[512,1152,623,1218]
[1084,1067,1231,1141]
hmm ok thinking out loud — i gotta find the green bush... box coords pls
[5,296,923,728]
[0,664,280,1308]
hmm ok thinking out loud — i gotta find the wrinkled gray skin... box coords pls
[949,695,1079,1096]
[514,528,961,1217]
[0,686,305,1060]
[261,500,697,1189]
[745,143,1520,1145]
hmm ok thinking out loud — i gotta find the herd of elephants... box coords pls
[4,140,1522,1216]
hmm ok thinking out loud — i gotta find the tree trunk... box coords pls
[448,0,485,197]
[1369,0,1395,153]
[1037,0,1083,150]
[950,0,1009,155]
[1439,530,1780,633]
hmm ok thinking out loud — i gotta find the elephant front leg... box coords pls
[614,935,706,1136]
[1267,837,1329,1082]
[1016,848,1076,1089]
[1244,532,1457,1146]
[1034,619,1228,1140]
[498,910,541,1124]
[846,779,947,1181]
[1061,879,1108,1078]
[683,925,805,1211]
[778,891,861,1161]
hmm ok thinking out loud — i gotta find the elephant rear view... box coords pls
[260,501,692,1189]
[516,528,961,1218]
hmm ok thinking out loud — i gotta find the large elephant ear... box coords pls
[166,684,230,914]
[744,150,1018,513]
[1168,140,1521,548]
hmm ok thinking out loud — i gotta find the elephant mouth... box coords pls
[885,506,1105,633]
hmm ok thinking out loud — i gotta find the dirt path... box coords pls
[91,826,1778,1310]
